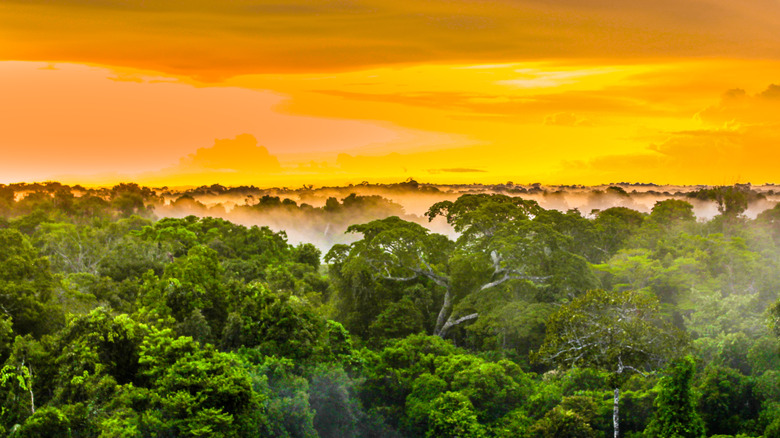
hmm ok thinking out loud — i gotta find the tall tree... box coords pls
[0,229,62,337]
[533,289,685,438]
[328,195,592,338]
[644,355,705,438]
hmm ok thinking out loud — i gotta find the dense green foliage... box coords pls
[0,182,779,437]
[644,356,705,438]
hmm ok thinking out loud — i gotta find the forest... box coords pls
[1,181,780,438]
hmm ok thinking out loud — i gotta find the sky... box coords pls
[2,0,780,186]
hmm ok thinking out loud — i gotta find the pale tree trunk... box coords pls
[29,380,35,414]
[433,287,480,338]
[613,387,619,438]
[21,361,34,414]
[433,288,453,336]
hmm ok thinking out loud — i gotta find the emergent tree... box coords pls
[533,289,686,438]
[328,195,593,338]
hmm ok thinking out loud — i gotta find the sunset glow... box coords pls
[2,0,780,186]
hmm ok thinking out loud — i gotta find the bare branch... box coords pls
[438,312,479,337]
[380,274,418,282]
[410,266,449,288]
[479,273,551,291]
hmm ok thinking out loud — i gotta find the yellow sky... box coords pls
[2,0,780,185]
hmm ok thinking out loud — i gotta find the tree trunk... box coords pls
[433,288,453,336]
[613,387,619,438]
[21,361,34,414]
[29,380,35,414]
[437,313,479,338]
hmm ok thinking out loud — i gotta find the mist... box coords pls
[149,181,780,250]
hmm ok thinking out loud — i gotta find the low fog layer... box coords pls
[149,181,779,250]
[7,180,778,251]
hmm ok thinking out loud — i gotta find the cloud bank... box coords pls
[567,84,780,184]
[3,0,780,78]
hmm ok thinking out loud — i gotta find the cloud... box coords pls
[335,147,499,178]
[309,62,700,124]
[336,152,409,174]
[576,128,780,184]
[2,0,780,78]
[564,84,780,184]
[132,134,306,186]
[129,135,493,187]
[428,168,487,174]
[543,112,591,127]
[177,134,281,173]
[759,84,780,99]
[697,84,780,126]
[0,62,427,181]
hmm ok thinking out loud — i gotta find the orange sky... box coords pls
[2,0,780,186]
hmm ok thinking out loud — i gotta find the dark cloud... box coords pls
[562,83,780,184]
[2,0,780,78]
[759,84,780,99]
[697,84,780,125]
[566,125,780,184]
